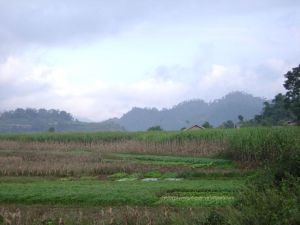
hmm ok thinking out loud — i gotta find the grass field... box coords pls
[108,153,234,168]
[1,127,298,161]
[0,127,299,224]
[0,177,243,206]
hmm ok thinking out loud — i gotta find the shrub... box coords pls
[204,211,228,225]
[144,171,162,178]
[108,172,129,180]
[230,150,300,225]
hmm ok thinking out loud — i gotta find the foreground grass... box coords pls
[0,204,226,225]
[0,177,244,207]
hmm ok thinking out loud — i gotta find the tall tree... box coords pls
[220,120,235,128]
[261,94,295,125]
[284,64,300,121]
[238,115,244,123]
[202,121,213,128]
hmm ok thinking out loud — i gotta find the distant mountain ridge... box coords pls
[115,92,265,131]
[0,91,265,133]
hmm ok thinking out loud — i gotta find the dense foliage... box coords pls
[284,64,300,120]
[231,153,300,225]
[245,93,296,126]
[243,65,300,126]
[202,121,213,128]
[147,126,163,131]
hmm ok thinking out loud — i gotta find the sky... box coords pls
[0,0,299,121]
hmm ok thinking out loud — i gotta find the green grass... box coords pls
[108,172,129,179]
[157,195,235,207]
[0,177,244,207]
[109,153,234,168]
[157,190,236,207]
[1,127,298,144]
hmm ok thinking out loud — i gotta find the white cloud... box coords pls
[194,61,291,101]
[0,56,189,120]
[0,54,292,121]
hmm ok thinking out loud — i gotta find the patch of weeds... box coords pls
[42,219,55,225]
[111,153,235,169]
[180,171,248,180]
[165,191,233,197]
[68,148,90,155]
[191,162,235,169]
[157,190,235,207]
[144,171,162,178]
[79,176,98,181]
[108,172,129,180]
[191,162,215,168]
[116,178,137,182]
[59,177,74,181]
[128,173,143,179]
[161,172,178,179]
[157,195,235,207]
[203,210,228,225]
[0,215,3,225]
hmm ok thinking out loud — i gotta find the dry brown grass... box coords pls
[0,139,225,156]
[0,204,212,225]
[0,139,228,177]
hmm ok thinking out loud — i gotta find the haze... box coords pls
[0,0,299,121]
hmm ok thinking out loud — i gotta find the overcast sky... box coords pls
[0,0,299,121]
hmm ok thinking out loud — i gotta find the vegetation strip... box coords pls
[109,153,234,168]
[0,177,243,206]
[157,195,235,207]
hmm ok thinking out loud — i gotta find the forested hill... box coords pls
[0,92,265,133]
[116,92,265,131]
[0,109,124,133]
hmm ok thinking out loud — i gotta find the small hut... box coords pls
[184,125,205,131]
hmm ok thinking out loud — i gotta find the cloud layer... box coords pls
[0,0,299,121]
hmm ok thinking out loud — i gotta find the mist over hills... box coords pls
[0,109,124,133]
[0,91,265,133]
[115,92,265,131]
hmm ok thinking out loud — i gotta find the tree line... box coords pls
[242,64,299,126]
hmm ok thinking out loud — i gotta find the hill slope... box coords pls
[0,109,124,133]
[116,92,265,131]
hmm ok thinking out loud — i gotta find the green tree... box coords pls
[245,94,296,126]
[238,115,244,123]
[202,121,213,128]
[48,127,55,132]
[261,94,295,124]
[147,126,163,131]
[283,64,300,121]
[220,120,235,128]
